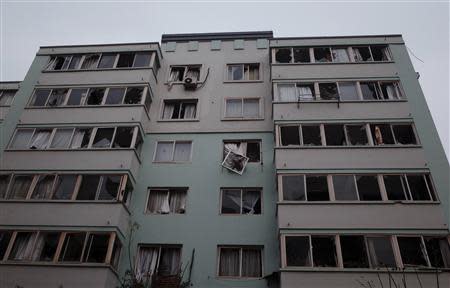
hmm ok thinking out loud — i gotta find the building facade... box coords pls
[0,31,448,288]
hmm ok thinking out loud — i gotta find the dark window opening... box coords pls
[84,234,109,263]
[133,52,151,67]
[52,175,77,200]
[117,53,135,68]
[67,88,87,106]
[312,236,336,267]
[392,125,417,145]
[86,88,105,105]
[53,56,68,70]
[92,128,115,148]
[170,67,185,82]
[302,125,322,146]
[306,176,329,201]
[356,175,382,201]
[242,190,261,214]
[319,83,338,100]
[324,124,346,146]
[346,125,368,145]
[380,83,399,99]
[105,88,125,105]
[407,175,431,200]
[246,142,260,162]
[280,126,300,146]
[286,236,311,266]
[35,232,60,261]
[31,89,51,106]
[397,237,428,267]
[124,87,143,104]
[221,189,241,214]
[113,127,134,148]
[294,48,310,63]
[371,46,389,61]
[77,175,101,200]
[9,232,34,260]
[333,175,358,200]
[371,124,395,145]
[0,175,11,199]
[314,48,332,62]
[360,82,380,100]
[282,175,305,201]
[97,54,116,69]
[383,175,408,200]
[424,237,450,268]
[59,233,86,262]
[275,48,292,63]
[340,235,369,268]
[0,231,12,259]
[354,47,372,61]
[367,237,397,268]
[98,175,121,200]
[68,55,81,70]
[46,89,68,107]
[425,175,438,201]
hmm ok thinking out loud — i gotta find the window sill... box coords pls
[157,119,199,123]
[223,80,263,84]
[277,200,440,205]
[163,81,204,86]
[42,66,154,73]
[275,145,422,149]
[221,117,264,121]
[272,60,395,66]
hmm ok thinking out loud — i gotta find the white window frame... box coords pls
[160,99,198,121]
[223,97,262,119]
[167,65,202,83]
[217,246,263,278]
[225,63,261,82]
[153,140,193,163]
[145,187,188,214]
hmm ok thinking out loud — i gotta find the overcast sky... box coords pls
[1,1,448,157]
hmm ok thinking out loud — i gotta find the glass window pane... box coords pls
[371,124,395,145]
[319,83,338,100]
[242,190,261,214]
[360,82,380,100]
[306,176,329,201]
[80,54,100,69]
[113,127,134,148]
[133,52,151,67]
[228,65,243,80]
[340,235,369,268]
[67,88,88,106]
[338,82,359,100]
[29,129,52,149]
[219,248,240,276]
[46,89,68,107]
[8,175,33,199]
[117,53,135,68]
[68,55,81,70]
[52,175,77,200]
[9,232,36,260]
[0,175,11,199]
[30,89,51,106]
[32,232,60,262]
[105,88,125,105]
[280,126,300,146]
[286,236,311,266]
[392,125,417,145]
[346,125,368,145]
[354,47,373,62]
[59,233,86,262]
[278,84,297,102]
[173,142,191,162]
[243,99,259,118]
[407,175,431,200]
[97,54,116,69]
[98,175,121,200]
[92,128,115,148]
[302,125,322,146]
[31,174,56,200]
[332,48,350,62]
[367,236,397,268]
[221,189,241,214]
[324,124,346,146]
[380,82,399,99]
[242,248,262,277]
[312,236,337,267]
[85,234,109,263]
[225,99,242,117]
[0,231,12,259]
[333,175,358,200]
[124,87,143,104]
[282,175,305,201]
[77,175,101,200]
[424,237,450,268]
[155,142,173,162]
[70,128,92,149]
[86,88,105,105]
[314,48,332,62]
[356,175,382,201]
[383,175,407,200]
[397,237,428,267]
[0,90,16,105]
[50,128,73,148]
[10,129,34,149]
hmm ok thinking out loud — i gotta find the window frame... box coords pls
[153,140,193,163]
[223,97,262,120]
[219,188,263,215]
[145,187,188,214]
[167,64,202,83]
[225,63,262,82]
[217,245,263,279]
[159,99,199,121]
[222,140,262,163]
[0,89,17,106]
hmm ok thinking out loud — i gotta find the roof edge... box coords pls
[273,34,403,41]
[40,41,161,49]
[162,31,273,42]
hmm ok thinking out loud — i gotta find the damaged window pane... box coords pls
[324,124,346,146]
[392,124,417,145]
[221,189,241,214]
[397,237,428,267]
[92,128,114,148]
[46,89,68,107]
[331,48,349,62]
[293,48,310,63]
[113,127,134,148]
[356,175,382,201]
[52,175,77,200]
[346,125,368,145]
[371,124,395,145]
[338,82,359,101]
[306,176,329,201]
[383,175,408,200]
[333,175,358,200]
[353,47,373,62]
[371,46,390,61]
[124,87,144,104]
[286,236,311,266]
[105,88,125,105]
[222,150,249,174]
[340,235,369,268]
[360,82,381,100]
[406,175,431,201]
[242,189,261,214]
[367,236,397,268]
[30,89,51,106]
[133,52,152,67]
[312,236,337,267]
[314,48,332,62]
[98,175,121,200]
[77,175,101,200]
[80,54,100,69]
[117,53,135,68]
[424,237,450,268]
[86,88,105,105]
[275,48,292,63]
[280,126,300,146]
[246,142,260,162]
[70,128,92,149]
[169,66,186,82]
[302,125,322,146]
[282,175,305,201]
[67,88,88,106]
[97,54,117,69]
[59,232,86,262]
[319,83,338,100]
[173,142,192,162]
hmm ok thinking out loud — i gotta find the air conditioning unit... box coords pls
[183,77,198,91]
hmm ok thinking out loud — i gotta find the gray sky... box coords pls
[1,1,448,157]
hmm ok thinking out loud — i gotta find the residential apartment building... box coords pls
[0,31,448,288]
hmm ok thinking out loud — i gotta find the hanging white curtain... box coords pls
[169,190,186,213]
[332,48,350,62]
[135,247,159,282]
[31,233,46,261]
[185,68,199,81]
[278,84,297,102]
[31,175,55,199]
[155,142,173,162]
[243,99,259,118]
[159,248,181,275]
[242,191,260,214]
[219,248,240,276]
[384,84,397,99]
[226,99,242,117]
[147,190,170,214]
[223,190,242,211]
[169,69,181,82]
[10,233,36,260]
[51,129,73,148]
[29,130,51,149]
[242,249,262,277]
[183,103,196,119]
[173,142,191,162]
[162,103,175,119]
[297,86,314,100]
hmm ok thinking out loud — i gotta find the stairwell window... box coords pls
[218,246,262,278]
[154,141,192,163]
[146,188,187,214]
[226,63,260,81]
[162,100,197,120]
[224,98,261,119]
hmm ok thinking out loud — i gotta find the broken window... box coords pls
[98,175,121,200]
[424,237,450,268]
[0,231,12,259]
[68,55,82,70]
[324,124,346,146]
[59,232,86,262]
[70,128,92,149]
[278,83,316,101]
[340,235,369,268]
[345,125,368,145]
[371,124,395,145]
[312,236,337,267]
[32,232,60,261]
[9,232,37,261]
[397,236,428,267]
[97,54,117,69]
[66,88,88,105]
[221,188,261,215]
[80,54,100,69]
[302,125,322,146]
[169,65,201,82]
[50,128,73,149]
[225,98,260,118]
[360,82,381,100]
[314,47,332,62]
[383,175,408,200]
[84,233,110,263]
[147,188,187,214]
[10,129,34,149]
[52,175,77,200]
[104,88,125,105]
[7,175,33,199]
[333,175,358,200]
[223,141,260,163]
[406,175,433,201]
[306,176,329,201]
[294,48,310,63]
[0,174,11,199]
[222,149,249,175]
[282,175,305,201]
[133,52,152,67]
[353,47,373,62]
[112,127,133,148]
[76,175,101,200]
[392,124,417,145]
[154,141,192,162]
[246,142,261,163]
[280,126,300,146]
[29,129,52,149]
[275,48,292,63]
[380,82,401,99]
[48,56,71,70]
[331,48,350,62]
[356,175,382,201]
[124,87,144,104]
[0,90,17,106]
[366,236,397,268]
[116,53,135,68]
[92,128,114,148]
[31,174,56,200]
[371,45,391,61]
[338,82,359,100]
[86,88,105,105]
[162,100,197,120]
[319,83,338,100]
[30,89,51,106]
[218,246,262,277]
[227,64,259,81]
[285,236,311,266]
